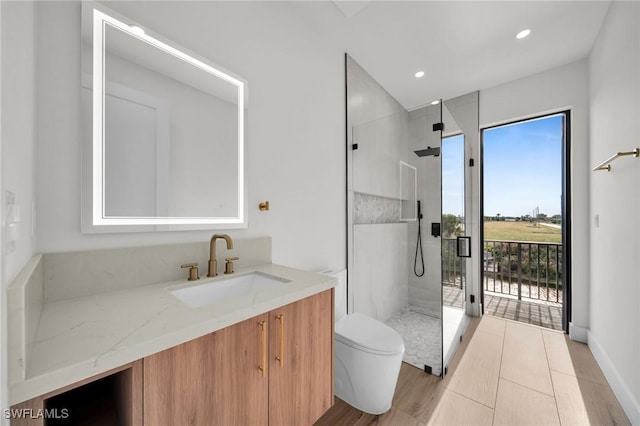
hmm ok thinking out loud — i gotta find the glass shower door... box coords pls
[347,54,444,377]
[393,101,445,376]
[441,117,467,372]
[440,93,478,373]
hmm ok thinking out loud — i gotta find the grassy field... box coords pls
[484,221,562,243]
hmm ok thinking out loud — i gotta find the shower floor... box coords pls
[385,305,466,377]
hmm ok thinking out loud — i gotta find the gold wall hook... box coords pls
[259,201,270,211]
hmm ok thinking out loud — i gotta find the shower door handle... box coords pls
[457,236,471,258]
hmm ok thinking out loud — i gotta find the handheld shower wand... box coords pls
[414,200,425,277]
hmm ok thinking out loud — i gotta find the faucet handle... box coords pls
[180,263,200,281]
[224,257,239,275]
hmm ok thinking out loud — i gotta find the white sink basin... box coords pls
[170,272,289,309]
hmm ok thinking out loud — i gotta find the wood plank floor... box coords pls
[315,316,629,426]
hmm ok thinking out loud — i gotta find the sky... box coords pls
[442,114,563,218]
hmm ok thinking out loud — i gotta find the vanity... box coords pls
[8,239,336,426]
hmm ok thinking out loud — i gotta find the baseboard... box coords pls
[588,331,640,425]
[568,322,588,343]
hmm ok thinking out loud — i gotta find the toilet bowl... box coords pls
[322,270,404,415]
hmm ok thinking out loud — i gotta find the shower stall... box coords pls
[346,55,478,376]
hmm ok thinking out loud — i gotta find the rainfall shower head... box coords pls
[414,146,440,157]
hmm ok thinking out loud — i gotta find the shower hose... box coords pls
[414,200,425,277]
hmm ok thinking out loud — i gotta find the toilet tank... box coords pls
[320,270,347,322]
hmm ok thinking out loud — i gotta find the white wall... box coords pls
[0,3,4,419]
[35,1,345,272]
[479,59,590,337]
[1,2,38,289]
[1,1,38,419]
[588,1,640,420]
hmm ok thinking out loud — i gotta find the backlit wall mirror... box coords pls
[81,3,247,232]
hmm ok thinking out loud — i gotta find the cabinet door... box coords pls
[143,314,269,426]
[268,290,334,426]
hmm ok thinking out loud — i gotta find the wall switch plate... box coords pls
[5,190,19,254]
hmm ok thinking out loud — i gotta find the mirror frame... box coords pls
[82,4,247,232]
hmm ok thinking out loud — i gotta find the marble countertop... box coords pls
[11,264,336,405]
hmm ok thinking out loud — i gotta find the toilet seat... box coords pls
[335,313,404,356]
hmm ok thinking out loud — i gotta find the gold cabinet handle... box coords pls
[258,321,267,377]
[275,314,284,366]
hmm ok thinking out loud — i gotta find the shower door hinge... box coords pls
[432,122,444,132]
[352,143,358,150]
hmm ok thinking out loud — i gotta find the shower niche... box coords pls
[346,54,477,377]
[400,161,417,221]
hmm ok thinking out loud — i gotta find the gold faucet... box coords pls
[208,234,233,277]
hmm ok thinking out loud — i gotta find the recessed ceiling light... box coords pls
[516,29,531,39]
[431,100,440,105]
[414,71,425,78]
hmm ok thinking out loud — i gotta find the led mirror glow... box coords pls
[85,6,247,230]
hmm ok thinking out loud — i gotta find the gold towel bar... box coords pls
[593,148,640,172]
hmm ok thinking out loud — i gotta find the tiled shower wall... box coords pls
[347,55,410,322]
[408,105,442,319]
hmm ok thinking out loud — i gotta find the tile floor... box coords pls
[484,294,563,330]
[315,316,630,425]
[384,306,467,376]
[384,308,442,375]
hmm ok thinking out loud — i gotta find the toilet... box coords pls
[322,270,404,415]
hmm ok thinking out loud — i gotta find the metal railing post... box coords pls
[517,243,522,301]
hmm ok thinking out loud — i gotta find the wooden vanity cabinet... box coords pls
[143,313,269,426]
[143,289,334,426]
[9,361,142,426]
[268,289,333,426]
[10,290,333,426]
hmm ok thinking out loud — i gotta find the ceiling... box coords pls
[289,1,611,110]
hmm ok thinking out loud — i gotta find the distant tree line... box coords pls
[484,213,562,224]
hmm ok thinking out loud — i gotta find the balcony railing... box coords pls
[484,239,562,304]
[442,238,465,289]
[442,238,563,305]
